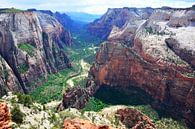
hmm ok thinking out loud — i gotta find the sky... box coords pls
[0,0,194,14]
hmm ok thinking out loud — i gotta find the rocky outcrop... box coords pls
[64,118,116,129]
[0,55,22,96]
[0,11,72,96]
[116,108,156,129]
[165,38,195,69]
[0,102,12,129]
[58,80,97,111]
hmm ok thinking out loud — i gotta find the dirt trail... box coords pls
[66,59,91,87]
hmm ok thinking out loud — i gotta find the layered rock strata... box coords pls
[0,11,72,95]
[61,6,195,128]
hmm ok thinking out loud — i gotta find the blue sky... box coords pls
[0,0,194,14]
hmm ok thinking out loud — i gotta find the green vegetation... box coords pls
[11,105,25,124]
[30,68,76,104]
[30,32,100,103]
[82,97,108,112]
[73,77,87,88]
[18,63,29,74]
[145,26,167,35]
[16,93,33,107]
[2,67,9,81]
[155,118,188,129]
[184,72,195,78]
[94,86,153,105]
[91,86,188,128]
[134,105,159,121]
[0,8,23,13]
[145,26,153,34]
[18,43,35,57]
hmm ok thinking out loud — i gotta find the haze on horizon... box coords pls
[0,0,194,14]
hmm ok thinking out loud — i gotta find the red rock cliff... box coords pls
[0,102,12,129]
[61,7,195,128]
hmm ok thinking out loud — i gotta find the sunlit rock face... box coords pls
[0,102,12,129]
[0,11,72,95]
[89,7,195,128]
[90,41,194,117]
[64,118,116,129]
[62,6,195,128]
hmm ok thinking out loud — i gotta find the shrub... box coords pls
[16,93,33,107]
[145,27,153,34]
[82,97,108,112]
[11,105,25,124]
[18,43,35,57]
[18,63,29,74]
[155,118,188,129]
[135,105,159,121]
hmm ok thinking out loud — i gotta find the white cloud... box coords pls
[0,0,194,14]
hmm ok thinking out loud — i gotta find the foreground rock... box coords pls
[0,10,72,96]
[116,108,156,129]
[58,80,97,111]
[64,118,116,129]
[0,102,12,129]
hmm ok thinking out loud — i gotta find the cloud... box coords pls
[0,0,194,14]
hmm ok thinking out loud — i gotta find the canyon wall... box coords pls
[61,6,195,128]
[0,11,72,96]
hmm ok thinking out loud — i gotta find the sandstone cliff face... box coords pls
[88,7,195,127]
[90,42,194,125]
[0,11,72,95]
[61,7,195,128]
[0,55,22,96]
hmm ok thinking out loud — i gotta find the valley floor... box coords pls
[30,33,99,104]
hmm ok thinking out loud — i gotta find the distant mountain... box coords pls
[28,9,74,31]
[66,12,101,23]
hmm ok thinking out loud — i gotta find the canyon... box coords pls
[61,6,195,128]
[0,5,195,129]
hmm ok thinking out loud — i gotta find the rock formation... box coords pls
[0,10,72,96]
[0,55,22,96]
[58,80,97,111]
[64,118,116,129]
[116,108,156,129]
[0,102,12,129]
[61,6,195,128]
